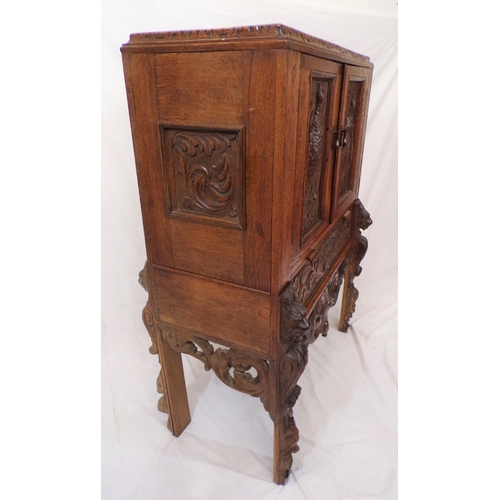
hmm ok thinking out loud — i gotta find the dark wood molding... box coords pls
[122,24,371,66]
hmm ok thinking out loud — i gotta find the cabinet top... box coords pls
[121,23,372,67]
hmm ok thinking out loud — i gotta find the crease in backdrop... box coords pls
[102,1,397,498]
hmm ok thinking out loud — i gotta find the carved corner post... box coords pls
[274,266,346,484]
[339,200,372,332]
[139,262,191,436]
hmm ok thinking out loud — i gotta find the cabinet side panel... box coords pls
[169,219,244,283]
[243,50,276,291]
[122,53,174,267]
[153,51,246,283]
[156,52,244,127]
[153,267,271,356]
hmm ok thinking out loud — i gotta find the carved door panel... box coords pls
[332,65,371,213]
[292,55,343,258]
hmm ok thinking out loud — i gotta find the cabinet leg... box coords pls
[156,334,191,436]
[273,386,301,484]
[142,301,191,436]
[140,263,191,436]
[273,285,311,484]
[339,259,358,332]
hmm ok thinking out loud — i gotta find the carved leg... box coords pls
[339,199,372,332]
[156,333,191,436]
[140,264,191,436]
[339,258,358,333]
[273,285,310,484]
[274,264,348,483]
[273,380,302,484]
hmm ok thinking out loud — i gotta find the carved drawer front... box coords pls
[290,209,352,310]
[153,266,271,357]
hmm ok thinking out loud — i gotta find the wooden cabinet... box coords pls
[121,24,373,485]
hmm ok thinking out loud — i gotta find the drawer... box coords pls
[289,209,352,309]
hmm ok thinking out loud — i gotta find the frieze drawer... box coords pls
[290,208,352,309]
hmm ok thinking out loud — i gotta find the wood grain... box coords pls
[155,52,244,127]
[153,266,271,356]
[169,218,245,284]
[122,26,373,485]
[243,49,276,291]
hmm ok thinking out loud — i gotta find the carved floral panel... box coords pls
[339,81,361,197]
[302,78,330,238]
[162,127,245,228]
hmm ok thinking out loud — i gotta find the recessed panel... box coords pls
[162,127,245,229]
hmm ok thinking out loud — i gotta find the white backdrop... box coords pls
[102,1,397,498]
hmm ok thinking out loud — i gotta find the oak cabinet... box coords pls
[121,24,373,484]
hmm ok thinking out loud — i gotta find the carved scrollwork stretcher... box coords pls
[161,327,272,414]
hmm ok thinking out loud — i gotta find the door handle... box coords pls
[341,128,349,147]
[333,131,341,150]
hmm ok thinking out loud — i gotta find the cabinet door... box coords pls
[292,54,343,257]
[332,65,371,213]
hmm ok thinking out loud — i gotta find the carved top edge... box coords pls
[122,24,370,62]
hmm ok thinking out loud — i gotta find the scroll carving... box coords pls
[161,326,272,413]
[165,128,244,227]
[277,264,346,482]
[339,199,372,332]
[139,264,157,355]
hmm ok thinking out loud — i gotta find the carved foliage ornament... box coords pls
[166,129,244,227]
[161,327,272,414]
[293,214,351,306]
[302,79,329,237]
